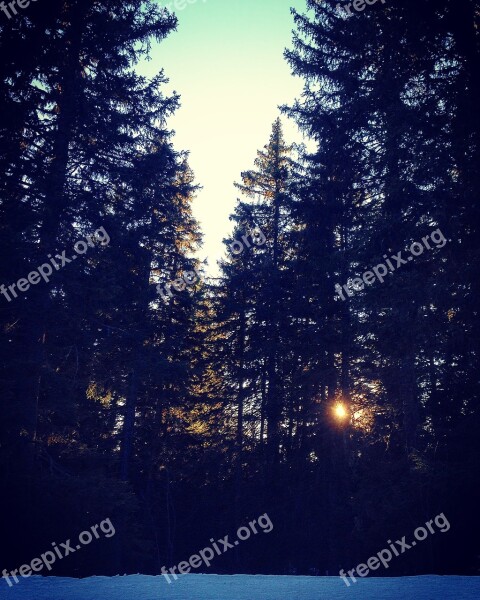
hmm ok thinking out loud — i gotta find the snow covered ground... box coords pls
[0,574,478,599]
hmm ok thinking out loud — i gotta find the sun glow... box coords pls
[333,402,348,420]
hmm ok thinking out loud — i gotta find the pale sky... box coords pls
[139,0,306,272]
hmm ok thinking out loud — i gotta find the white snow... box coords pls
[0,574,478,599]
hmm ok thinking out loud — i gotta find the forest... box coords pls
[0,0,479,582]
